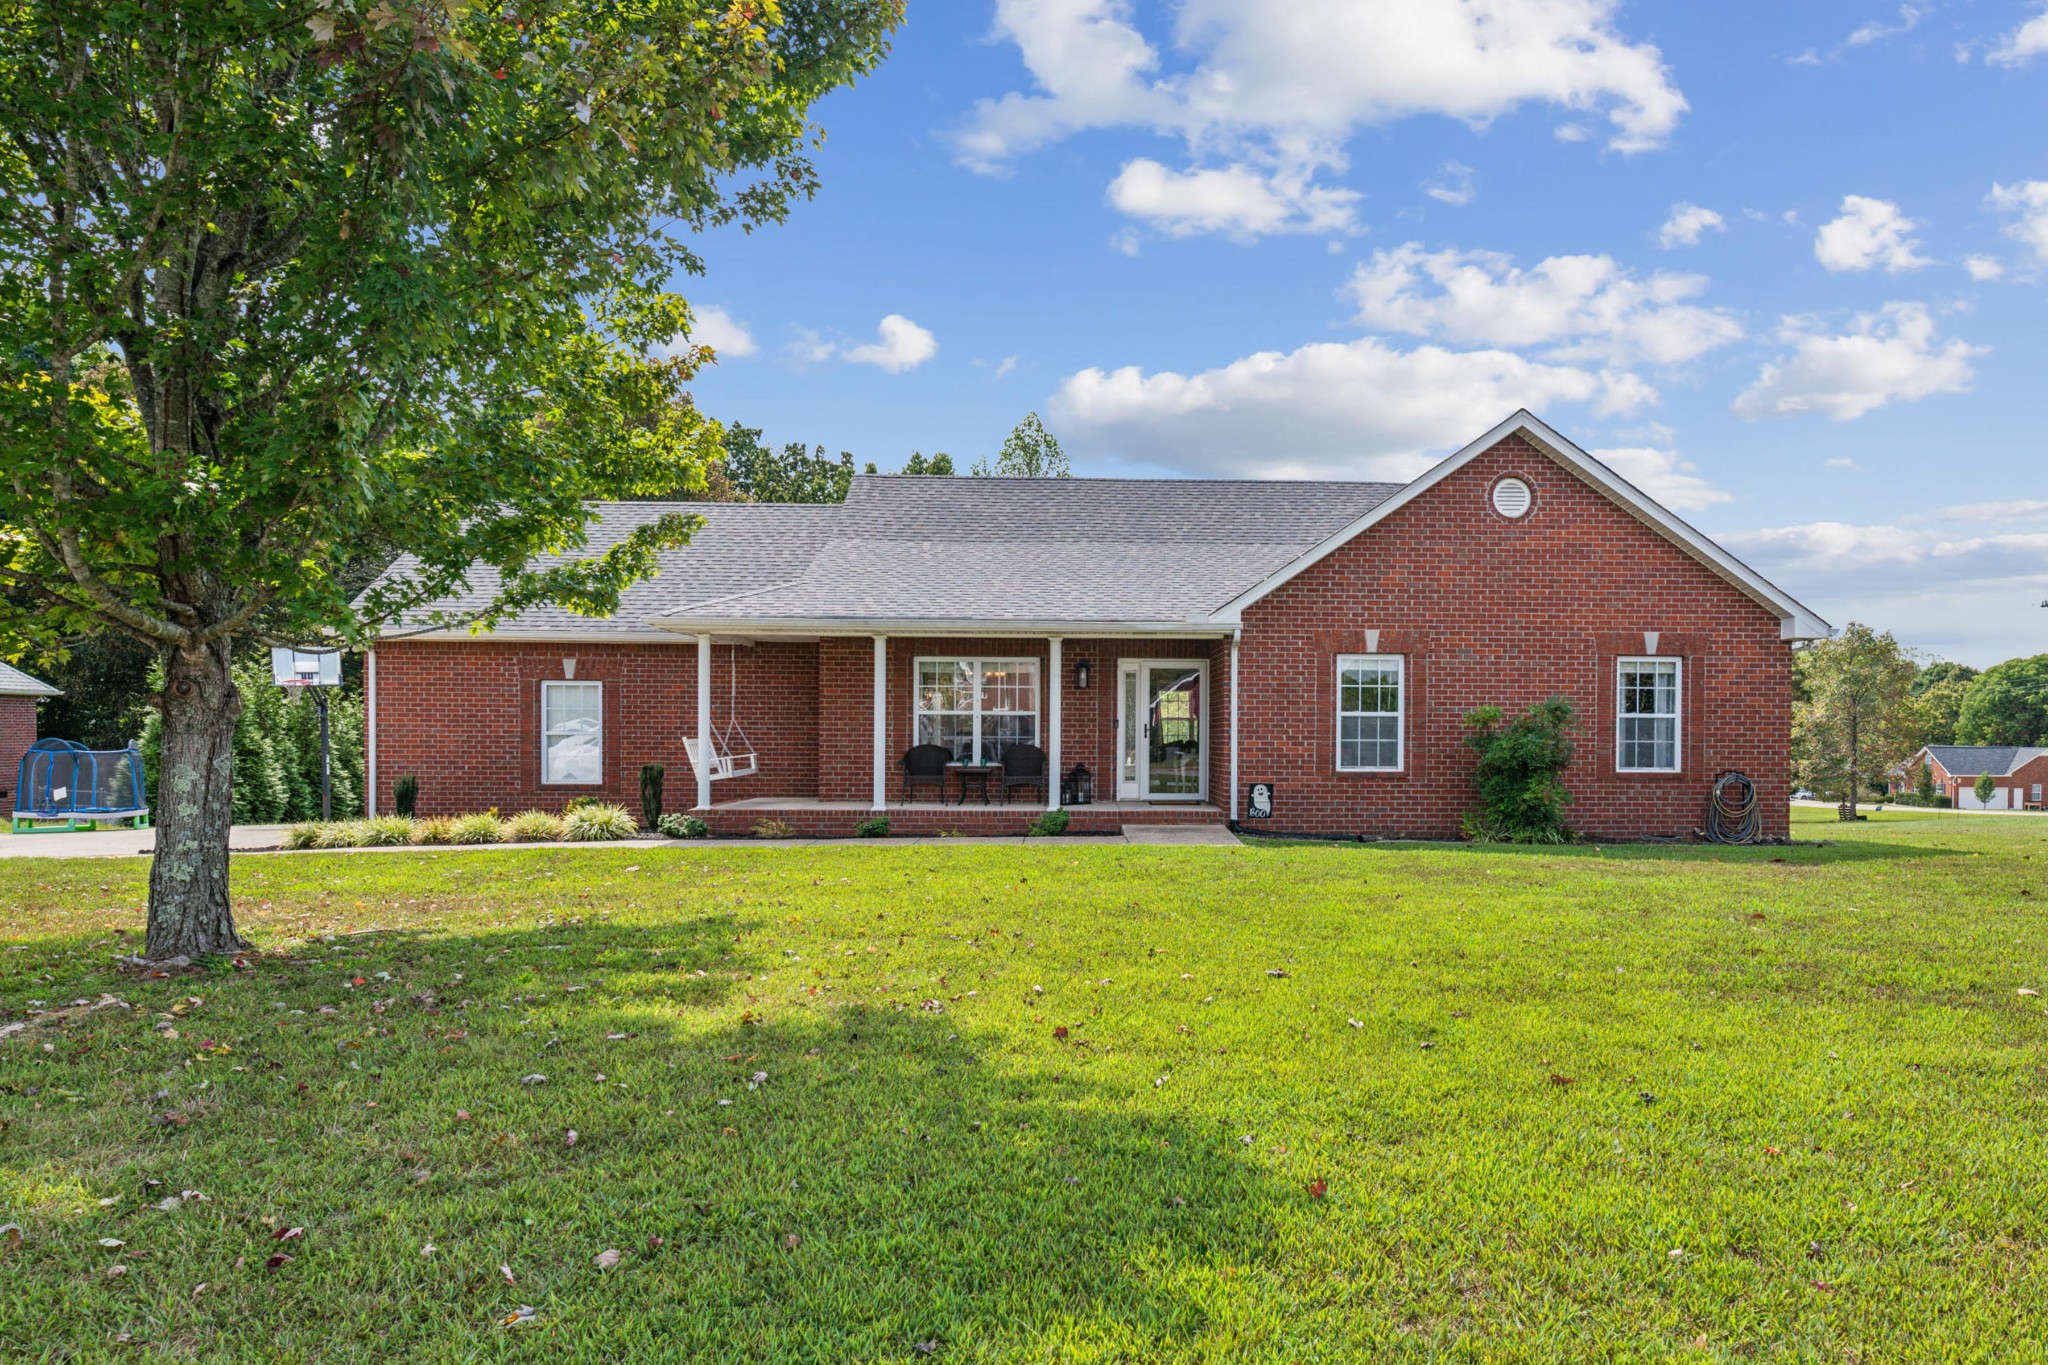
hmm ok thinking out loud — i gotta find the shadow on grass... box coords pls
[2,916,1285,1362]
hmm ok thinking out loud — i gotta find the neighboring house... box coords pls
[0,662,61,814]
[362,412,1832,839]
[1895,745,2048,810]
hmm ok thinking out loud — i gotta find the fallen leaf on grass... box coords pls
[564,1130,578,1147]
[1052,1026,1068,1040]
[107,1264,128,1278]
[500,1264,516,1285]
[1548,1074,1574,1087]
[519,1074,547,1086]
[1306,1179,1328,1200]
[0,1224,20,1254]
[455,1110,471,1122]
[273,1227,303,1242]
[1266,968,1290,978]
[2020,988,2040,997]
[594,1248,621,1270]
[98,1238,125,1248]
[646,1235,664,1251]
[783,1234,800,1250]
[265,1253,293,1270]
[501,1305,539,1327]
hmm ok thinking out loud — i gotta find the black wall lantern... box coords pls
[1074,658,1091,690]
[1062,763,1094,806]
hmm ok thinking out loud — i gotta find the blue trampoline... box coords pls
[12,738,150,833]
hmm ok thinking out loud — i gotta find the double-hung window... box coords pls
[541,680,604,785]
[915,658,1039,764]
[1616,657,1681,772]
[1335,655,1403,771]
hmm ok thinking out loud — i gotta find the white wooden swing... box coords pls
[683,643,758,782]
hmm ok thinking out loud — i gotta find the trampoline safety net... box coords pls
[13,739,150,831]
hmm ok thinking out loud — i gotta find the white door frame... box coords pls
[1115,658,1210,802]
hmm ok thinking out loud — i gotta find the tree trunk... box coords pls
[146,637,246,960]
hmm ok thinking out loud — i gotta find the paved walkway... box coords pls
[0,821,1238,859]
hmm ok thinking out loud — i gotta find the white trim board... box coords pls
[1204,410,1833,642]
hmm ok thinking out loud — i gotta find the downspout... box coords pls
[365,647,377,819]
[1228,629,1241,826]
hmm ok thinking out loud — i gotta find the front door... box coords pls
[1117,661,1207,800]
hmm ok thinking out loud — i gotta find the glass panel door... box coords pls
[1120,666,1141,797]
[1145,664,1204,798]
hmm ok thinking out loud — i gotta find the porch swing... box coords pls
[683,643,758,782]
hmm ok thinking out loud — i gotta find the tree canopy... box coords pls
[975,411,1069,477]
[1954,654,2048,746]
[1792,623,1922,815]
[0,0,899,957]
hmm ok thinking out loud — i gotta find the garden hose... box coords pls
[1703,771,1763,845]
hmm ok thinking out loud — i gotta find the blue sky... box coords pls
[676,1,2048,665]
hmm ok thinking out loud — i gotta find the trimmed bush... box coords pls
[393,775,419,818]
[658,813,709,839]
[450,812,505,845]
[505,810,566,842]
[854,816,891,838]
[409,815,457,845]
[564,802,638,842]
[640,763,664,830]
[1026,808,1071,837]
[281,822,322,851]
[750,817,794,839]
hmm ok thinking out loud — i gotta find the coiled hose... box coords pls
[1703,771,1763,844]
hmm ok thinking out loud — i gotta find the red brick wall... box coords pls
[0,696,38,814]
[371,639,818,817]
[1234,433,1795,841]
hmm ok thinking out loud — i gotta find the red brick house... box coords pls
[0,662,60,814]
[364,412,1830,839]
[1894,745,2048,810]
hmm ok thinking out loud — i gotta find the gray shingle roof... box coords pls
[1925,745,2048,777]
[369,502,841,638]
[372,476,1401,636]
[0,662,60,697]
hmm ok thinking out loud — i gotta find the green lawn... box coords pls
[3,808,2046,1362]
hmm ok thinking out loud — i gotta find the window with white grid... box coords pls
[1616,658,1681,772]
[1335,655,1403,771]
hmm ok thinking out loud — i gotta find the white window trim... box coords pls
[540,679,604,786]
[912,657,1041,766]
[1615,656,1682,774]
[1334,654,1404,773]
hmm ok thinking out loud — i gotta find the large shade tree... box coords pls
[1792,623,1922,819]
[1,0,899,959]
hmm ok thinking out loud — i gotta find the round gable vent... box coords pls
[1491,476,1533,519]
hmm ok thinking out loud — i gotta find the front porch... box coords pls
[682,629,1242,833]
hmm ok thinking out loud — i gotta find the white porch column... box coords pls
[1047,637,1063,810]
[1228,632,1241,823]
[872,635,888,810]
[695,633,713,811]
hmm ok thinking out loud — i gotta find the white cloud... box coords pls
[1587,446,1732,511]
[1964,254,2007,281]
[1716,515,2048,664]
[1047,335,1651,479]
[1657,203,1725,249]
[1825,456,1860,470]
[993,356,1021,380]
[1106,158,1360,238]
[786,327,838,366]
[1813,195,1930,272]
[1989,180,2048,263]
[1422,161,1476,206]
[1939,499,2048,522]
[1732,302,1982,421]
[689,305,756,358]
[956,0,1687,238]
[1989,5,2048,66]
[842,315,939,373]
[1848,4,1926,46]
[1345,243,1743,366]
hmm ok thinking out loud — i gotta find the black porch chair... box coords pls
[901,744,952,803]
[1000,744,1048,804]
